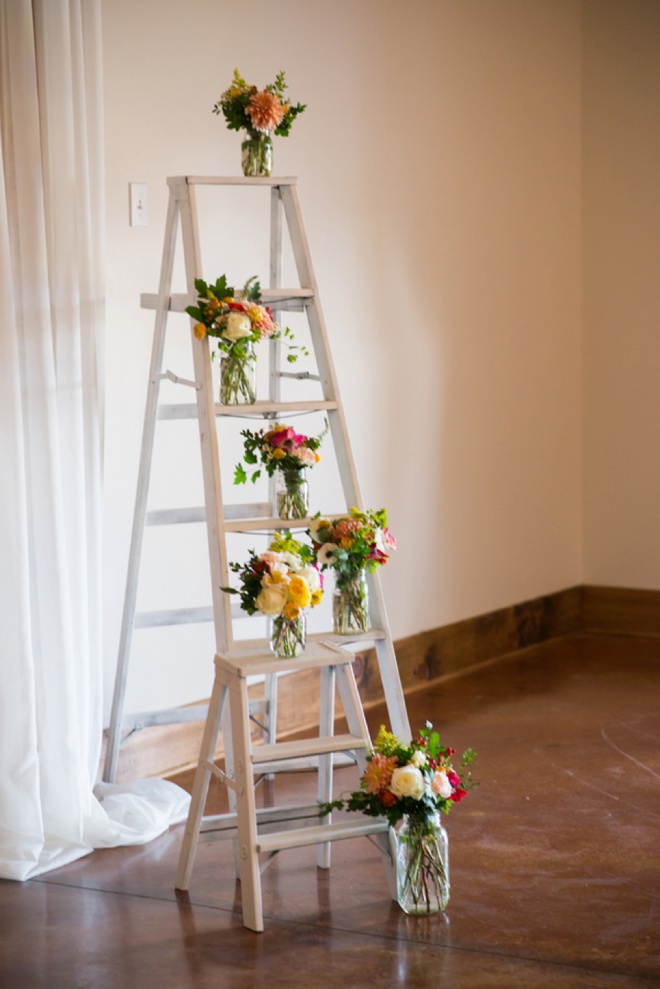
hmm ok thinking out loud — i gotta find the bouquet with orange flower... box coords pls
[185,274,302,404]
[214,69,306,176]
[234,420,328,519]
[307,508,396,633]
[321,724,477,914]
[222,533,322,658]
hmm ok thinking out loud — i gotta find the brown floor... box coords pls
[1,632,659,988]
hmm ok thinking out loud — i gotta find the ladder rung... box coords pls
[199,802,321,840]
[141,289,314,314]
[134,606,214,628]
[146,503,274,526]
[251,733,366,766]
[254,752,357,775]
[257,819,390,854]
[119,704,208,731]
[157,400,339,420]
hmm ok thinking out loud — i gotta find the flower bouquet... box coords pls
[307,508,396,634]
[222,533,323,658]
[234,421,328,520]
[321,723,477,914]
[185,274,302,405]
[213,69,306,177]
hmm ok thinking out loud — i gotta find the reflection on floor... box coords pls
[1,633,659,988]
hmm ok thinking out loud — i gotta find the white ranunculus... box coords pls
[255,582,288,617]
[431,770,453,800]
[297,564,321,593]
[222,312,252,342]
[269,562,291,583]
[389,765,425,800]
[411,749,427,769]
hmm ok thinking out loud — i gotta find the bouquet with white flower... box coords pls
[221,533,323,657]
[185,274,303,404]
[320,723,477,914]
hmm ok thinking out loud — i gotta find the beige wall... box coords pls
[102,0,583,717]
[582,0,660,588]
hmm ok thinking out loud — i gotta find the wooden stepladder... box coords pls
[104,175,410,929]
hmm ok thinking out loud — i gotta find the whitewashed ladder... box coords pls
[103,176,410,783]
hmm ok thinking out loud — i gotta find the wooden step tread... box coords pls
[157,400,338,420]
[252,733,366,765]
[257,818,390,854]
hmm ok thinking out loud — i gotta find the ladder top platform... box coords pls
[167,176,298,188]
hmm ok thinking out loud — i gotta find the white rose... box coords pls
[430,770,453,800]
[389,765,425,800]
[411,749,427,769]
[297,564,321,593]
[222,312,252,342]
[255,582,288,616]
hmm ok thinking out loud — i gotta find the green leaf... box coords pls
[234,464,247,485]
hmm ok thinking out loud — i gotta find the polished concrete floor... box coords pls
[1,632,659,988]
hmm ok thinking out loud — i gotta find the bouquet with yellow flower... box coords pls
[185,274,302,405]
[307,508,396,634]
[222,533,323,658]
[234,421,328,519]
[321,723,477,914]
[214,69,306,176]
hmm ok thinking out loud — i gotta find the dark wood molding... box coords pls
[104,583,660,782]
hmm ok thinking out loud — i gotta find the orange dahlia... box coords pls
[362,754,398,795]
[247,90,285,132]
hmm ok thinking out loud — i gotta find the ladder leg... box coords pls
[317,664,336,869]
[175,676,227,890]
[103,192,181,783]
[227,673,263,933]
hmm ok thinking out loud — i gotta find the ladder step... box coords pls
[257,819,390,854]
[169,175,298,188]
[134,604,249,628]
[141,288,314,314]
[119,703,209,731]
[157,400,339,420]
[254,751,357,775]
[252,733,366,765]
[145,503,274,526]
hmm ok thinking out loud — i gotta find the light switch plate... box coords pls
[129,183,148,227]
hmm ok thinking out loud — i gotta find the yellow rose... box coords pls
[283,602,301,620]
[193,323,207,340]
[288,576,311,609]
[255,582,288,617]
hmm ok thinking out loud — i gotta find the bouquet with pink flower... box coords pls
[307,508,397,633]
[321,723,477,914]
[186,274,303,404]
[221,533,323,658]
[234,421,328,519]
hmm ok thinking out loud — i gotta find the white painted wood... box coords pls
[257,819,390,854]
[317,665,335,869]
[251,733,365,765]
[141,288,312,313]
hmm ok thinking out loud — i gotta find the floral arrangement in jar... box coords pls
[234,421,328,520]
[185,274,302,405]
[222,533,322,658]
[214,69,306,177]
[307,508,396,635]
[321,723,477,915]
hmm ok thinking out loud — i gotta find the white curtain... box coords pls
[0,0,188,881]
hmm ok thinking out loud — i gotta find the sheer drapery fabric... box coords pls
[0,0,188,881]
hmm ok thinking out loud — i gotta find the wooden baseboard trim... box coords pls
[104,583,659,782]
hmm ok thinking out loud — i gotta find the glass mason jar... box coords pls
[396,813,450,915]
[276,469,309,520]
[269,611,307,659]
[219,340,256,405]
[333,570,369,635]
[241,132,273,177]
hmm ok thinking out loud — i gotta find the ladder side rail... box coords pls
[176,179,234,655]
[279,185,362,508]
[103,192,181,782]
[280,184,410,741]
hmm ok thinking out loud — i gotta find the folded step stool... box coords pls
[175,640,398,932]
